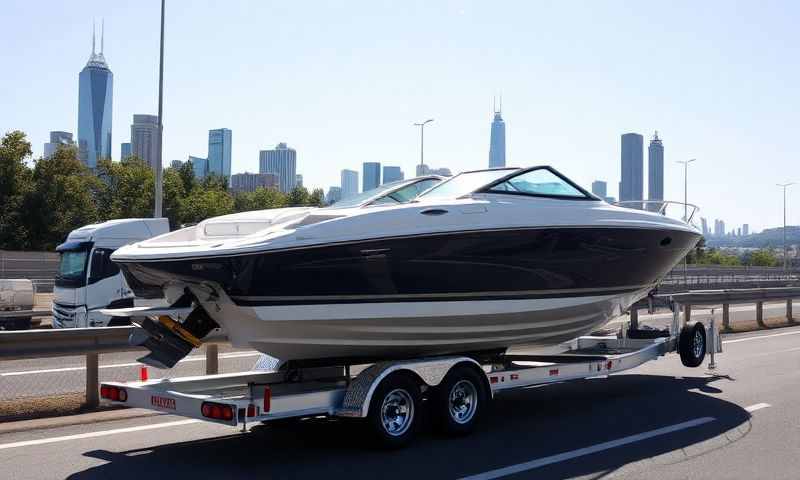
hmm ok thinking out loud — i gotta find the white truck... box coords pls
[52,218,169,328]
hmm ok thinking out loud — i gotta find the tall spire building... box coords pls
[647,131,664,211]
[77,21,113,169]
[488,97,506,168]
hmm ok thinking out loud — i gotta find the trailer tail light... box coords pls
[263,386,271,413]
[201,401,234,422]
[247,404,256,417]
[100,385,127,402]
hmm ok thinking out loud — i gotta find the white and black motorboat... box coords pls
[109,166,701,368]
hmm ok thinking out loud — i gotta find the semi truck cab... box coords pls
[52,218,169,328]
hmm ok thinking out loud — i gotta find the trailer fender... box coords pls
[336,356,482,418]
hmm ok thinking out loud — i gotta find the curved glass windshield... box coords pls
[418,169,517,201]
[369,178,441,205]
[325,180,408,209]
[488,168,587,198]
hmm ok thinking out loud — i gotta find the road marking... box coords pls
[0,351,260,376]
[723,330,800,345]
[745,403,771,413]
[0,419,200,451]
[458,417,715,480]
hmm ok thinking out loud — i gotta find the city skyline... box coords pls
[3,1,798,231]
[76,22,112,169]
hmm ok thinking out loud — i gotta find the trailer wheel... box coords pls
[366,373,420,448]
[679,321,706,368]
[434,365,487,436]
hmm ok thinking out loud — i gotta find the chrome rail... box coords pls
[614,200,700,223]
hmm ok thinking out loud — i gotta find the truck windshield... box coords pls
[55,243,92,287]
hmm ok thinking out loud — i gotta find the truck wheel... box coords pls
[679,321,706,368]
[434,364,487,436]
[366,373,420,449]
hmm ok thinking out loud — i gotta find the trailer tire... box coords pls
[366,373,420,449]
[434,364,487,436]
[679,321,706,368]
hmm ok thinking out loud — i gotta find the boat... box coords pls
[109,166,701,368]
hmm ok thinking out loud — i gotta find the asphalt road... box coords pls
[1,326,799,479]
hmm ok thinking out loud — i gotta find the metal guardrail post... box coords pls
[86,353,99,408]
[630,308,639,330]
[206,343,219,375]
[788,299,794,323]
[684,304,692,323]
[722,303,730,330]
[756,301,764,327]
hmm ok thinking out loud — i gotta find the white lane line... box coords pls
[745,403,771,413]
[0,351,260,377]
[0,419,200,451]
[723,330,800,345]
[458,417,715,480]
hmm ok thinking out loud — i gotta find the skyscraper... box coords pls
[296,174,303,188]
[189,156,208,179]
[363,162,381,191]
[77,23,113,169]
[131,114,159,168]
[341,169,359,199]
[382,166,404,184]
[259,143,297,193]
[326,186,342,205]
[591,180,607,199]
[121,142,131,160]
[169,159,183,169]
[743,224,750,236]
[207,128,232,180]
[230,172,278,193]
[620,133,644,204]
[700,217,708,236]
[647,131,664,211]
[488,98,506,168]
[43,131,74,159]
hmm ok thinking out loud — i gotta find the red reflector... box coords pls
[549,369,559,376]
[109,388,119,401]
[247,404,256,417]
[607,361,613,370]
[140,366,149,381]
[490,376,498,384]
[263,386,271,412]
[201,403,212,417]
[222,407,233,421]
[100,386,110,398]
[211,405,221,419]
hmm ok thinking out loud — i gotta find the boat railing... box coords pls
[613,200,700,224]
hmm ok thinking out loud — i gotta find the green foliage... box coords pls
[234,187,287,212]
[287,185,311,206]
[179,188,235,225]
[96,157,155,219]
[691,247,742,266]
[747,249,778,267]
[0,130,33,249]
[309,188,325,207]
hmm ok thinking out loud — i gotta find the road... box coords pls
[1,326,799,479]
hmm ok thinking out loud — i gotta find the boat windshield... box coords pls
[486,167,589,199]
[417,169,517,201]
[325,181,408,209]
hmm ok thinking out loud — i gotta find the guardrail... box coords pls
[0,327,228,408]
[630,287,800,332]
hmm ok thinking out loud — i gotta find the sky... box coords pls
[2,0,798,232]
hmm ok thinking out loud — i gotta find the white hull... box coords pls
[197,288,649,363]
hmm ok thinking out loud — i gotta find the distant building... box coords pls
[326,186,342,205]
[207,128,232,180]
[604,196,616,204]
[259,143,297,193]
[363,162,381,191]
[170,159,183,169]
[121,142,131,160]
[416,164,452,177]
[488,99,506,168]
[382,166,404,184]
[341,169,359,199]
[647,132,664,212]
[591,180,607,199]
[620,133,644,204]
[713,219,726,237]
[77,25,113,169]
[43,131,74,159]
[743,224,750,236]
[230,172,279,193]
[296,174,303,188]
[131,114,159,168]
[188,156,208,179]
[700,217,709,236]
[737,227,742,236]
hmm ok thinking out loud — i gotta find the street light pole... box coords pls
[676,159,695,221]
[777,182,795,271]
[413,119,434,173]
[154,0,166,218]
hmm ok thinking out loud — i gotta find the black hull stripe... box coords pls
[231,287,644,306]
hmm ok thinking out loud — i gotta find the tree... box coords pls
[748,249,778,267]
[23,147,100,250]
[177,161,196,194]
[95,157,155,219]
[308,188,325,207]
[287,185,310,206]
[0,131,33,249]
[234,187,287,212]
[179,188,235,225]
[163,167,187,228]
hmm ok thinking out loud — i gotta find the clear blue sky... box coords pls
[2,1,798,232]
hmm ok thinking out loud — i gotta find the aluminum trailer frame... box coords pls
[101,311,719,438]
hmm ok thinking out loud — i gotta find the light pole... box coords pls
[676,159,696,221]
[154,0,166,218]
[413,119,434,173]
[777,182,795,271]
